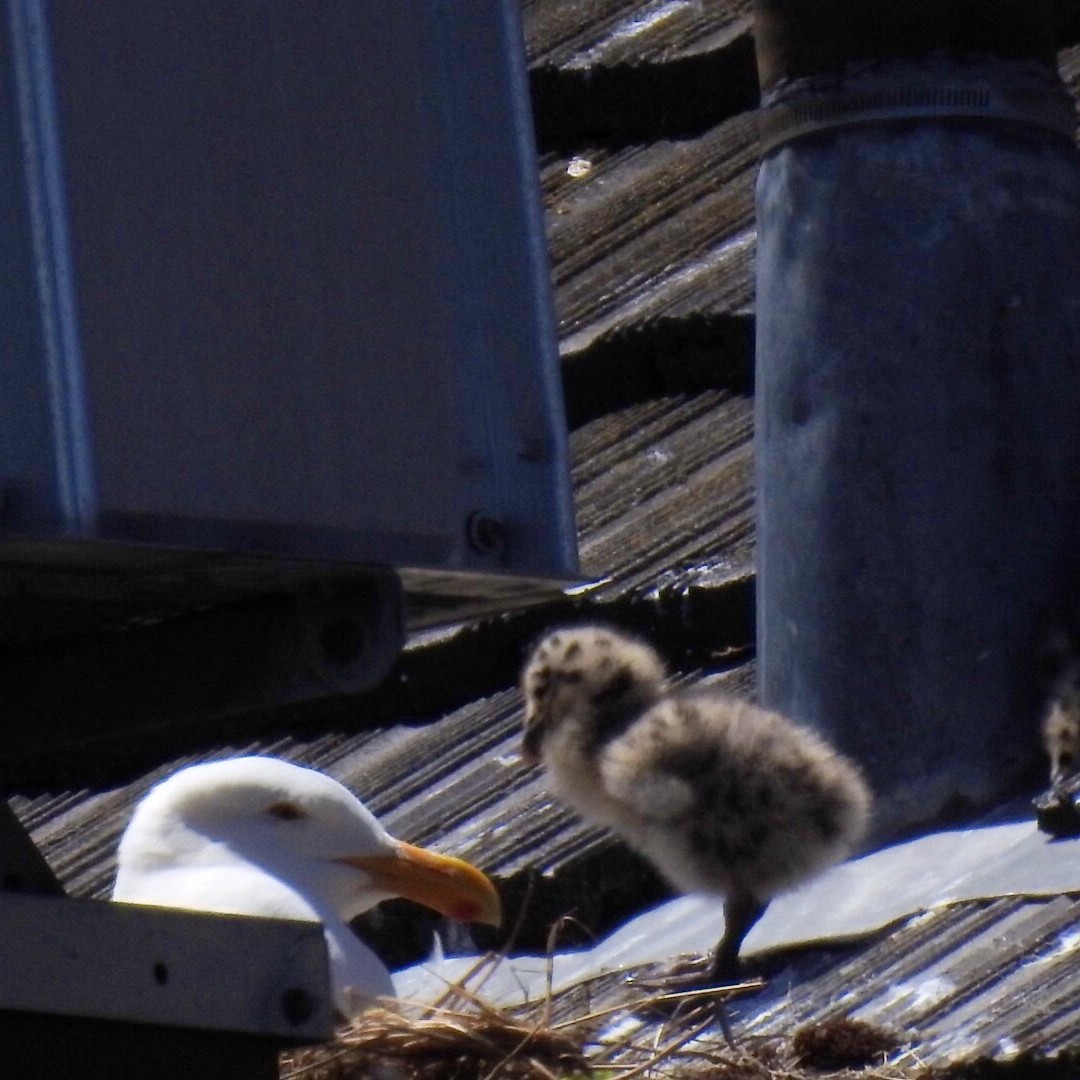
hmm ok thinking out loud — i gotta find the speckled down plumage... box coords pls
[1044,658,1080,784]
[521,626,871,906]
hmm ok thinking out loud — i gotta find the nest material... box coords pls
[792,1018,899,1070]
[279,958,768,1080]
[280,1003,587,1080]
[276,956,1036,1080]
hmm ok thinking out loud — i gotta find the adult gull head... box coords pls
[112,756,502,1013]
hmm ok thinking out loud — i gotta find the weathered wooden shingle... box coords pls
[522,0,752,68]
[544,113,758,353]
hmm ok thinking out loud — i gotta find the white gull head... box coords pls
[112,756,501,1013]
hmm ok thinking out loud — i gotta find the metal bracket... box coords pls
[0,891,333,1037]
[0,891,334,1079]
[0,570,405,788]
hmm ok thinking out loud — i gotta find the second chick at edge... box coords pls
[520,625,873,984]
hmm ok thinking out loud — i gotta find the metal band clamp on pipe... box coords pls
[759,81,1078,156]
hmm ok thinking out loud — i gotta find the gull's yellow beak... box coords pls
[336,842,502,927]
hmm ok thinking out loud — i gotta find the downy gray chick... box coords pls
[521,625,872,982]
[1043,654,1080,786]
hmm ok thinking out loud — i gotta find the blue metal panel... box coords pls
[1,1,576,580]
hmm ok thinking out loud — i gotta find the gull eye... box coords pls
[267,800,307,822]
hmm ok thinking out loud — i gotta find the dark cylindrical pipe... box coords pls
[754,0,1080,836]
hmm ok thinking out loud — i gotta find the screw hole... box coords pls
[466,512,506,555]
[152,961,168,985]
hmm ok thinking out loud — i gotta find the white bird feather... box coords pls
[112,756,501,1014]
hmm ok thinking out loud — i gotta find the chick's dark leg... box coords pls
[703,893,766,1046]
[631,893,767,1045]
[711,893,767,983]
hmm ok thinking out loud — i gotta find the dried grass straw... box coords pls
[278,953,813,1080]
[280,900,924,1080]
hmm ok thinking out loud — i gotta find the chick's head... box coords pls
[521,625,666,763]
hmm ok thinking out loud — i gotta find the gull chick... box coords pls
[112,756,502,1013]
[1043,656,1080,786]
[521,626,871,981]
